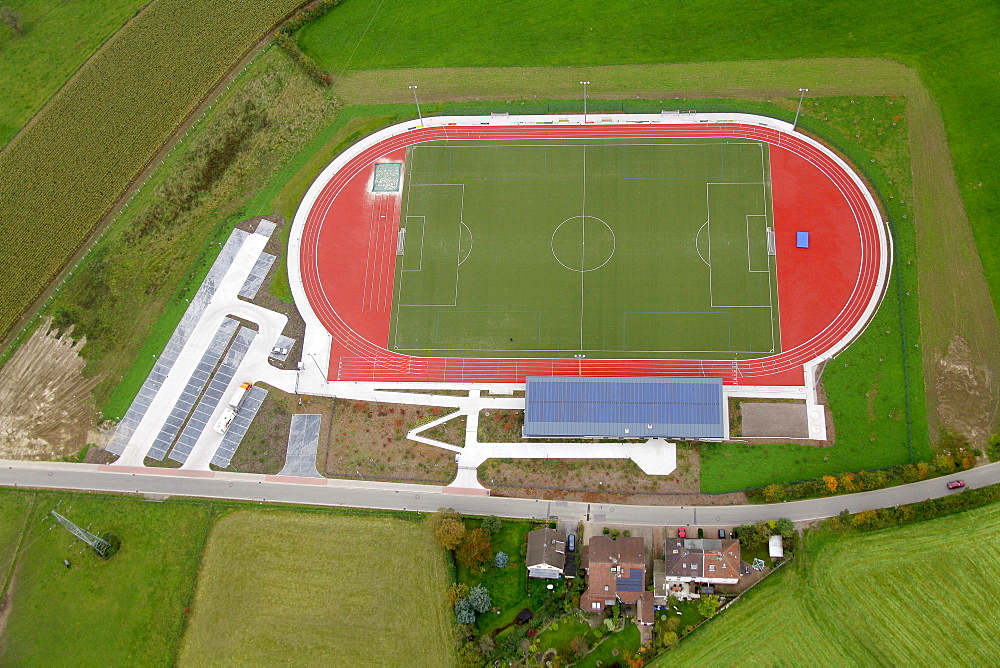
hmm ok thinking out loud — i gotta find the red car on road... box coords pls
[947,480,966,490]
[677,528,687,538]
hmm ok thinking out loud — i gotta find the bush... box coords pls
[455,598,476,624]
[481,516,502,535]
[427,509,466,550]
[989,434,1000,462]
[773,517,795,539]
[493,551,509,569]
[468,585,492,614]
[603,527,610,535]
[698,594,719,618]
[457,528,492,569]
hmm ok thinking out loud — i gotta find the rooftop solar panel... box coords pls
[524,376,724,439]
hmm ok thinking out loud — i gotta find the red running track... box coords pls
[298,122,887,386]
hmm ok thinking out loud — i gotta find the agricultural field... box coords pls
[0,0,305,340]
[0,0,147,148]
[178,510,455,666]
[48,45,339,417]
[664,502,1000,665]
[0,492,214,666]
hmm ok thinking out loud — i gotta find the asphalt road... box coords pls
[2,460,997,526]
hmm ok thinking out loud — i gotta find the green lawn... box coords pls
[179,510,455,667]
[393,137,778,358]
[457,519,534,635]
[662,501,1000,665]
[0,0,147,148]
[0,493,214,666]
[576,621,641,668]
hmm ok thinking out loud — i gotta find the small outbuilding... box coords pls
[768,535,785,559]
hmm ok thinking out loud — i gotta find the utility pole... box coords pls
[580,81,590,123]
[792,87,809,131]
[408,85,423,126]
[51,510,112,559]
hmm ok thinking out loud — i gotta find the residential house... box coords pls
[580,535,654,630]
[662,538,741,586]
[526,528,567,579]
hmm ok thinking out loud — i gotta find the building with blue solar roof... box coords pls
[524,376,725,440]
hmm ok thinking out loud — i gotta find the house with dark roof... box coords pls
[526,528,567,579]
[580,535,653,632]
[662,538,741,586]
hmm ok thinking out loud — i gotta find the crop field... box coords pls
[0,0,305,340]
[393,137,779,358]
[0,0,147,148]
[0,492,213,666]
[665,502,1000,665]
[178,511,455,666]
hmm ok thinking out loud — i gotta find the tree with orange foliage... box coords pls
[823,475,839,493]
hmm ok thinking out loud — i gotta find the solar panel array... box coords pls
[211,385,268,468]
[238,252,276,300]
[617,568,645,592]
[146,318,239,460]
[524,376,725,439]
[168,326,257,464]
[106,230,249,454]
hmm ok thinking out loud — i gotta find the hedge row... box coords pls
[747,449,977,503]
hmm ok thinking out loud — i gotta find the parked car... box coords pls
[947,480,966,490]
[718,529,727,539]
[677,528,687,538]
[567,534,576,552]
[271,346,289,356]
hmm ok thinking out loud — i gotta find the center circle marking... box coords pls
[550,215,616,272]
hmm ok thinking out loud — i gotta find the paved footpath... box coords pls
[0,460,996,526]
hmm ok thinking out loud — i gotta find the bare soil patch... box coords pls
[319,400,457,484]
[935,336,997,445]
[479,447,746,506]
[0,319,106,460]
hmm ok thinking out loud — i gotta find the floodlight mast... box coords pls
[408,85,423,126]
[580,81,590,123]
[792,87,809,131]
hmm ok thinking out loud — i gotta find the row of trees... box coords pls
[749,449,977,503]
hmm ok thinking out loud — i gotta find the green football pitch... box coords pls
[389,137,780,359]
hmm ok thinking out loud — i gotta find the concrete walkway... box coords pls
[278,414,323,478]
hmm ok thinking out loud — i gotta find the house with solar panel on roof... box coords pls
[580,536,654,633]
